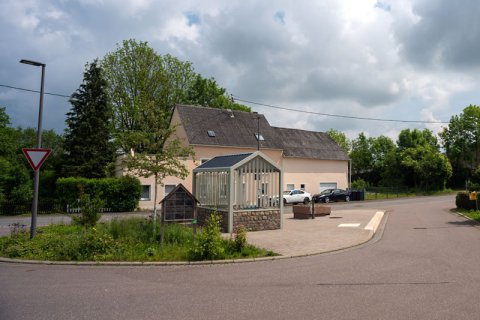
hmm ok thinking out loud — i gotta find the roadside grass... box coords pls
[456,209,480,222]
[365,189,456,201]
[0,217,276,262]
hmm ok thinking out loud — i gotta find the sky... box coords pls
[1,0,480,141]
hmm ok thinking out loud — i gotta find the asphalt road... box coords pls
[2,195,480,320]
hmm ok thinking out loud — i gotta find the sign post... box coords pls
[22,148,51,238]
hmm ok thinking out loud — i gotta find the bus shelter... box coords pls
[192,152,283,233]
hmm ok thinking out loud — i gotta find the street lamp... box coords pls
[20,59,46,239]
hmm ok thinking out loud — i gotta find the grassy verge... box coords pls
[457,209,480,222]
[365,189,456,201]
[0,217,276,262]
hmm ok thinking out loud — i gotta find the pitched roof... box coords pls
[174,104,349,161]
[195,153,253,169]
[273,127,350,161]
[175,104,283,150]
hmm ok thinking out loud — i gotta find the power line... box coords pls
[0,84,70,98]
[232,96,449,124]
[1,84,450,125]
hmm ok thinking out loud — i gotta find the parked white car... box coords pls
[283,189,312,204]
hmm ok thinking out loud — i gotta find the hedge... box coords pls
[456,191,478,210]
[56,176,141,212]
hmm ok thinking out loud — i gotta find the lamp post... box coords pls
[20,59,45,239]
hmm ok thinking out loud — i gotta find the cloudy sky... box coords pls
[1,0,480,140]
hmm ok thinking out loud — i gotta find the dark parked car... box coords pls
[312,189,350,203]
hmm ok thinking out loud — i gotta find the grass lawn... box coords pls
[0,217,276,262]
[365,189,456,201]
[457,209,480,222]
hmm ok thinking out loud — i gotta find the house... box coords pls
[118,104,349,209]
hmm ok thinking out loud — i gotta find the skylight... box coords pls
[207,130,216,137]
[255,133,264,141]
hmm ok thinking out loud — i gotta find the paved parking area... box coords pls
[246,209,384,256]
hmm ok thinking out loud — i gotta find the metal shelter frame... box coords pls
[192,152,283,233]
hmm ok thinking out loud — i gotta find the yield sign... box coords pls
[22,148,51,171]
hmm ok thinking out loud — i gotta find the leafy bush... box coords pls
[72,193,104,227]
[456,191,478,210]
[56,176,141,212]
[78,228,115,260]
[234,225,247,251]
[351,178,368,190]
[189,212,224,260]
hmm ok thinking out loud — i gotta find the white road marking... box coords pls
[365,211,385,231]
[338,223,361,228]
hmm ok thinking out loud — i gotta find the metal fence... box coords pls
[0,200,114,216]
[0,200,64,215]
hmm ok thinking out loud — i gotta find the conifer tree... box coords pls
[63,60,114,178]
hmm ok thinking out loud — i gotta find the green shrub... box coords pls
[351,178,368,190]
[456,191,478,210]
[188,212,224,260]
[56,176,141,212]
[234,225,247,251]
[78,228,115,260]
[72,193,103,227]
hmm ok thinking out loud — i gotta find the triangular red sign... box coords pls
[22,148,51,171]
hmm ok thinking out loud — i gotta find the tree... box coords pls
[186,74,250,112]
[102,40,196,235]
[121,105,194,238]
[350,132,373,181]
[326,129,351,154]
[440,105,480,187]
[63,60,114,178]
[370,135,396,185]
[397,129,451,190]
[102,39,195,154]
[0,108,32,203]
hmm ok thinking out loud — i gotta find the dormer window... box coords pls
[255,133,264,141]
[207,130,216,137]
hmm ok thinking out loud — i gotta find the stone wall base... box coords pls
[233,209,281,232]
[196,207,281,232]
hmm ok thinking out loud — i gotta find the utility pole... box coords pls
[20,59,46,239]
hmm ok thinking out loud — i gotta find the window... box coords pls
[286,184,295,191]
[300,184,306,190]
[141,185,151,201]
[255,133,264,141]
[207,130,216,137]
[165,184,176,195]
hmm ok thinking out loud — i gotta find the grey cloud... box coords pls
[394,0,480,70]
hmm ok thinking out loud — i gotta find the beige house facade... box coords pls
[118,105,349,210]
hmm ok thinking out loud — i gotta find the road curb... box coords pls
[364,211,385,232]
